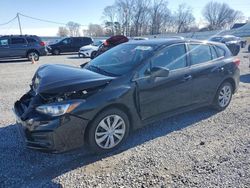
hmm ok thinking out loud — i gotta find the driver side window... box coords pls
[62,38,71,44]
[151,44,187,71]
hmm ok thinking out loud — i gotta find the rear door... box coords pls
[72,37,83,51]
[188,43,226,104]
[136,43,194,120]
[9,37,28,57]
[0,37,10,58]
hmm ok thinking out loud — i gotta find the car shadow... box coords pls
[0,59,30,64]
[0,107,217,187]
[240,74,250,83]
[67,56,83,59]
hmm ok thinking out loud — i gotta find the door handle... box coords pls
[183,74,192,82]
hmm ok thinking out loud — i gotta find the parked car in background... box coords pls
[209,35,245,56]
[14,38,240,153]
[78,40,105,58]
[92,35,129,59]
[0,35,47,61]
[47,37,93,55]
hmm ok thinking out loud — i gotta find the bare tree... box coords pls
[66,21,81,36]
[174,4,195,33]
[88,24,104,37]
[149,0,171,35]
[115,0,134,36]
[103,5,117,35]
[57,27,69,37]
[203,1,243,30]
[130,0,150,36]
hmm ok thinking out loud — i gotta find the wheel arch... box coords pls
[26,49,40,57]
[222,77,236,93]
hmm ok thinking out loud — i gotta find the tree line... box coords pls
[57,0,244,37]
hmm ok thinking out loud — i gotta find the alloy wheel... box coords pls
[28,52,39,61]
[95,115,126,149]
[218,85,232,108]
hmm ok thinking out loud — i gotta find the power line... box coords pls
[0,16,17,26]
[18,13,89,27]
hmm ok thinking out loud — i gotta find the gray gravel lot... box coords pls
[0,51,250,188]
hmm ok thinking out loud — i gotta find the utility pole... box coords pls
[17,13,22,35]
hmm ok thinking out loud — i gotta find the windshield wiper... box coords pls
[87,65,118,77]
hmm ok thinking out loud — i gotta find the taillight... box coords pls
[233,59,240,66]
[40,41,45,46]
[103,41,109,46]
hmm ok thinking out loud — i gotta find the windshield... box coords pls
[92,40,104,46]
[85,43,155,76]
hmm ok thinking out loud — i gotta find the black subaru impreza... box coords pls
[14,38,240,153]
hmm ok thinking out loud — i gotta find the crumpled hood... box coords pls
[33,64,114,94]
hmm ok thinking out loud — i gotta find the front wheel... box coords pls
[86,108,130,153]
[213,82,233,111]
[27,51,39,61]
[90,51,97,59]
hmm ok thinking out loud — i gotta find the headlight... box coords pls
[36,102,81,116]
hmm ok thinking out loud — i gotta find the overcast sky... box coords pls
[0,0,249,36]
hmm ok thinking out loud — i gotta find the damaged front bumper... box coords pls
[13,92,89,153]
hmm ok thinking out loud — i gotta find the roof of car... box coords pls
[0,35,39,38]
[127,38,216,46]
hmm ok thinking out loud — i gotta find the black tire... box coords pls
[27,51,39,61]
[52,49,60,55]
[90,51,97,59]
[212,82,233,111]
[86,108,130,153]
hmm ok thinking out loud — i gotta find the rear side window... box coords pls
[82,37,93,45]
[26,38,37,43]
[215,46,225,57]
[189,44,212,65]
[62,38,71,44]
[0,38,8,46]
[11,37,26,44]
[151,44,187,70]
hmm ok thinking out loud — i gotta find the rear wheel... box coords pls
[52,49,60,55]
[86,108,130,153]
[213,82,233,111]
[27,51,39,61]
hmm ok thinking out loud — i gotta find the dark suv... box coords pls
[47,37,93,55]
[209,35,246,56]
[14,38,240,153]
[0,35,47,61]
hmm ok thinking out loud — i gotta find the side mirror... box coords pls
[149,66,170,78]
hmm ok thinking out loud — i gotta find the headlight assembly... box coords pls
[36,102,81,116]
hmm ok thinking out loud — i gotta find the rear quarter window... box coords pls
[26,38,37,43]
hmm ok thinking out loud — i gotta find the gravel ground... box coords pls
[0,50,250,188]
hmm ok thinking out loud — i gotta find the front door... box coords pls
[136,43,194,120]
